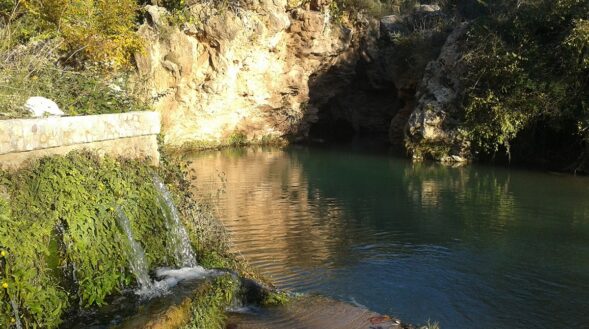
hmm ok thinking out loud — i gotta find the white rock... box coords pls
[417,4,441,13]
[24,97,64,118]
[109,83,122,93]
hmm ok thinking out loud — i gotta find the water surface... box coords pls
[186,145,589,329]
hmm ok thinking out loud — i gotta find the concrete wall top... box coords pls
[0,111,160,155]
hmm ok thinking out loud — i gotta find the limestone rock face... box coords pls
[374,9,452,146]
[405,24,470,163]
[135,3,357,147]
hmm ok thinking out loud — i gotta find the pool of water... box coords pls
[186,145,589,329]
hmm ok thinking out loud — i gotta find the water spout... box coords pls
[116,207,154,293]
[10,298,23,329]
[152,175,198,268]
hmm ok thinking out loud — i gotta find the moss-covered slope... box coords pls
[0,152,244,328]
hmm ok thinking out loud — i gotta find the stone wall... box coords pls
[0,112,161,169]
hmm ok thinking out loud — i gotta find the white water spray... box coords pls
[152,175,198,268]
[116,208,154,293]
[113,179,219,299]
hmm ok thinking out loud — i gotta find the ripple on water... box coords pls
[187,146,589,329]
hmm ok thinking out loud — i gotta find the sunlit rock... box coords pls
[134,3,360,147]
[405,24,471,163]
[24,96,64,117]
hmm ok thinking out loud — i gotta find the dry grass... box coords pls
[0,26,149,119]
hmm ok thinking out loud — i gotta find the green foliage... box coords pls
[388,19,452,79]
[228,131,248,147]
[5,154,165,308]
[0,41,150,118]
[182,274,239,329]
[1,0,142,68]
[565,18,589,69]
[260,290,290,306]
[0,152,191,327]
[25,0,143,68]
[459,0,589,157]
[0,196,68,329]
[159,0,187,12]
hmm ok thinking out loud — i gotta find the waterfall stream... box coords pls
[110,177,215,300]
[116,208,154,294]
[153,175,198,268]
[10,297,23,329]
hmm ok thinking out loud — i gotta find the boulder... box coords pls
[380,15,407,35]
[405,24,471,163]
[25,97,64,118]
[416,4,441,13]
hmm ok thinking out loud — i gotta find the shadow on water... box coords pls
[185,145,589,329]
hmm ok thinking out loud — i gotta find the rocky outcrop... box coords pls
[135,2,358,147]
[308,6,452,144]
[404,23,470,163]
[134,1,470,159]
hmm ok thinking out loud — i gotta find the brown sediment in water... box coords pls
[227,295,413,329]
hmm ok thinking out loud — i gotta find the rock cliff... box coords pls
[135,1,362,147]
[135,1,472,163]
[405,24,470,163]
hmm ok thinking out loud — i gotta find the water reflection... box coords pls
[186,146,589,329]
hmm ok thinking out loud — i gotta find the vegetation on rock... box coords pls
[0,152,243,328]
[459,0,589,165]
[181,274,240,329]
[400,0,589,171]
[0,0,148,118]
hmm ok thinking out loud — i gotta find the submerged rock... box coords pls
[228,295,412,329]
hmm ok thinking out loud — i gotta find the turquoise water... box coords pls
[187,145,589,329]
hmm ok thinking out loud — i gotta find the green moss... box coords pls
[161,134,287,155]
[406,140,453,162]
[182,274,240,329]
[260,290,290,307]
[0,152,208,327]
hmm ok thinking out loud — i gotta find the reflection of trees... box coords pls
[186,147,338,273]
[186,147,589,327]
[403,162,518,238]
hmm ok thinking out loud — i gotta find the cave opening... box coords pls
[306,56,402,145]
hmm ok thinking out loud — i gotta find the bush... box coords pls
[459,0,589,158]
[1,0,142,68]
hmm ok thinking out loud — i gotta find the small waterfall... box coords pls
[10,298,23,329]
[152,175,198,268]
[116,207,154,293]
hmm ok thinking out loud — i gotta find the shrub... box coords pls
[459,0,589,158]
[1,0,142,68]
